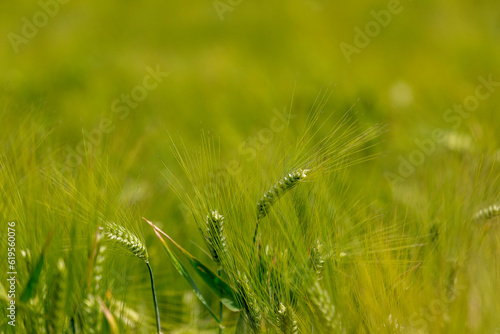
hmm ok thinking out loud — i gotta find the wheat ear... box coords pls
[310,239,325,280]
[82,294,102,334]
[308,281,342,331]
[473,204,500,221]
[236,272,262,331]
[203,210,228,265]
[277,303,299,334]
[91,230,107,295]
[257,168,310,220]
[254,168,310,243]
[203,210,227,333]
[104,222,162,333]
[104,222,148,261]
[49,258,68,332]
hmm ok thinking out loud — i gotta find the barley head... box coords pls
[310,239,325,280]
[257,168,310,220]
[104,222,148,261]
[48,258,68,332]
[277,303,298,334]
[203,210,228,264]
[308,281,342,331]
[91,229,107,295]
[473,204,500,221]
[236,272,262,331]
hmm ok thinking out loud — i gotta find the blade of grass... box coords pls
[152,228,221,324]
[20,230,53,302]
[144,217,241,312]
[98,297,120,334]
[235,313,248,334]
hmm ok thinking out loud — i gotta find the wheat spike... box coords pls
[310,239,325,280]
[48,258,68,332]
[254,168,310,243]
[308,281,342,331]
[236,272,262,331]
[473,204,500,221]
[104,222,148,261]
[203,210,228,264]
[27,296,47,334]
[277,303,299,334]
[110,299,141,329]
[82,294,102,334]
[91,229,107,295]
[257,168,310,220]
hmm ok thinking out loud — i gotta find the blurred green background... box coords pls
[2,0,500,331]
[2,0,499,178]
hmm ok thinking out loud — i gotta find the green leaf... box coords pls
[144,218,241,312]
[98,297,120,334]
[153,228,221,323]
[21,231,53,303]
[235,313,248,334]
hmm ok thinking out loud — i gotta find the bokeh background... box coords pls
[2,0,500,332]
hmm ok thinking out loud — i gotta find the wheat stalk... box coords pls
[103,222,162,333]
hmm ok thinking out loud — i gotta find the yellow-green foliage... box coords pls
[2,0,500,332]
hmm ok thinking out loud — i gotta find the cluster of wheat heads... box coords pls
[146,167,352,332]
[141,104,387,332]
[0,226,151,334]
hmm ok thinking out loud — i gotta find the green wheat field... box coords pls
[1,0,500,333]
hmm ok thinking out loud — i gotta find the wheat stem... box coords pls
[147,261,162,334]
[104,222,162,333]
